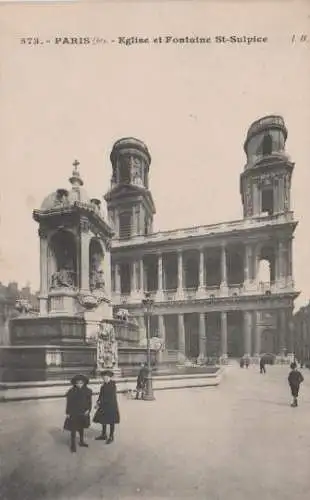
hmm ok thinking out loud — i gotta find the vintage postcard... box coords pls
[0,1,309,499]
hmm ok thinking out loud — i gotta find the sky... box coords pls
[0,1,309,310]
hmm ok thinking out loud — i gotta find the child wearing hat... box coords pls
[64,374,93,452]
[93,370,120,444]
[288,362,304,407]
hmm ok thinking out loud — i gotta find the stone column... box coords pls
[158,314,165,342]
[244,244,250,282]
[244,244,255,290]
[39,229,48,314]
[131,206,137,235]
[158,254,163,291]
[139,259,144,291]
[253,311,261,357]
[177,251,183,297]
[178,313,186,361]
[220,244,228,293]
[220,311,228,358]
[80,219,91,291]
[157,314,166,363]
[278,240,285,285]
[131,261,137,292]
[279,309,287,355]
[198,249,205,289]
[114,211,120,238]
[253,183,260,216]
[254,244,260,285]
[278,176,285,212]
[199,312,206,359]
[274,180,280,213]
[287,238,293,286]
[243,311,252,357]
[115,263,121,294]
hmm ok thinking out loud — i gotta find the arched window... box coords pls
[262,133,273,155]
[49,230,77,287]
[258,246,276,286]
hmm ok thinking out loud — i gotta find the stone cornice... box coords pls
[33,202,114,238]
[115,291,299,315]
[241,157,294,178]
[104,184,156,214]
[111,212,297,253]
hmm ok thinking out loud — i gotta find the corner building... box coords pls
[105,116,299,363]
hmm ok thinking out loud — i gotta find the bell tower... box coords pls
[104,138,156,239]
[240,115,294,218]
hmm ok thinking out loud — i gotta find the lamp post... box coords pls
[142,292,155,401]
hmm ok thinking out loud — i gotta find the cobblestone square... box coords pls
[0,364,309,500]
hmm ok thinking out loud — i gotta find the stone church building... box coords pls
[106,115,299,362]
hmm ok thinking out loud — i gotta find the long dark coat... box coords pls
[93,381,120,425]
[136,367,148,389]
[65,386,92,431]
[288,370,304,390]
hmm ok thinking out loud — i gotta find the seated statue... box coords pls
[51,269,74,289]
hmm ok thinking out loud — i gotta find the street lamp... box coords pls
[142,292,155,401]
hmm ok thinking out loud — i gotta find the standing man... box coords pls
[260,356,266,374]
[136,362,148,400]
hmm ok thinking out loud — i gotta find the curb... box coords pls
[0,370,223,403]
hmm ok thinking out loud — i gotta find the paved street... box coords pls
[0,363,309,500]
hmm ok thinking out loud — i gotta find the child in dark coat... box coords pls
[288,362,304,407]
[93,370,120,444]
[64,374,92,452]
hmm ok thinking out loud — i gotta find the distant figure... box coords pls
[288,362,304,407]
[93,370,120,444]
[260,357,266,374]
[136,363,148,399]
[245,357,250,369]
[64,374,92,453]
[240,357,245,368]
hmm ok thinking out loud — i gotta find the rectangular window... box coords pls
[261,188,274,215]
[119,212,132,239]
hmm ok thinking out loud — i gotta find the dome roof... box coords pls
[39,162,91,210]
[40,187,91,210]
[244,115,287,150]
[110,137,151,165]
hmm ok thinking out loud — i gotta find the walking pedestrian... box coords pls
[260,357,266,374]
[64,374,92,453]
[93,370,120,444]
[240,357,245,368]
[245,357,250,369]
[136,362,148,399]
[288,362,304,407]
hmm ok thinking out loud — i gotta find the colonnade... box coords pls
[135,308,292,360]
[112,238,293,296]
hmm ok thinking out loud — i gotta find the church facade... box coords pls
[106,115,299,362]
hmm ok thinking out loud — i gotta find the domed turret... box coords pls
[105,137,156,240]
[110,137,151,189]
[244,115,288,169]
[240,115,294,218]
